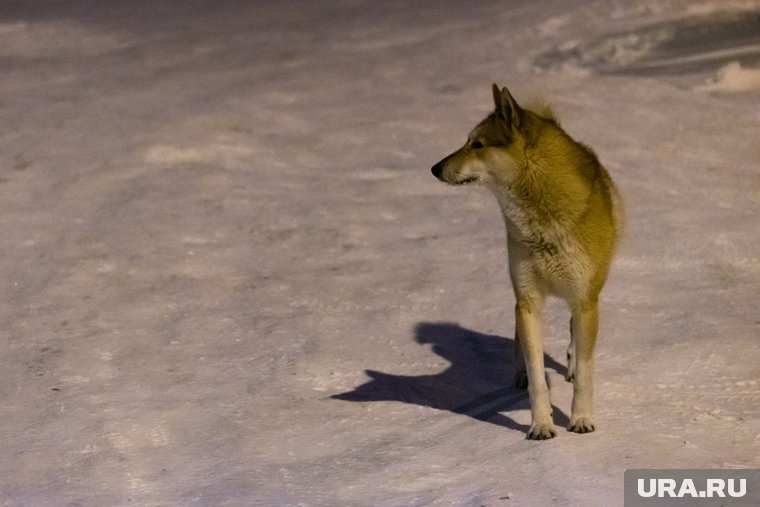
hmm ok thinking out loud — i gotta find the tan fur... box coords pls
[431,84,622,439]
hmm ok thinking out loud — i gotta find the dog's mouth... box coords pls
[453,176,478,185]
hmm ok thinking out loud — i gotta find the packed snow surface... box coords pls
[1,0,759,505]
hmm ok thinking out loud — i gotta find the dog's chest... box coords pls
[506,221,590,299]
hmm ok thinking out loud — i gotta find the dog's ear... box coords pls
[493,84,523,131]
[492,83,502,112]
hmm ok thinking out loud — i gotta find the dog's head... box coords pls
[431,84,530,187]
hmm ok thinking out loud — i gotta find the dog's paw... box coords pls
[513,369,528,389]
[568,416,595,434]
[527,422,557,440]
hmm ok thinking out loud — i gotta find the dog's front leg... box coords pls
[568,299,598,433]
[515,297,556,440]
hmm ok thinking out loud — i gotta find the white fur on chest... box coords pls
[496,191,593,302]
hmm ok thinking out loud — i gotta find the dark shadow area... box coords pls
[333,322,569,434]
[0,0,256,36]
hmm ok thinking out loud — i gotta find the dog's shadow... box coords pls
[332,322,569,434]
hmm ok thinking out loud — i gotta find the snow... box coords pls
[1,0,759,505]
[699,61,760,92]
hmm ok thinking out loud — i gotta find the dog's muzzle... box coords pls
[431,160,477,185]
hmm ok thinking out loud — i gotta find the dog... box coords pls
[431,84,622,439]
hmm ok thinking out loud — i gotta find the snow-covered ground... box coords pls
[1,0,759,505]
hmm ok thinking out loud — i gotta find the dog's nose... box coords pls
[431,162,443,179]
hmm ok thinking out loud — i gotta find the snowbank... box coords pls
[698,61,760,92]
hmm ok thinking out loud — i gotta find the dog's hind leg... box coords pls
[568,299,598,433]
[565,316,575,382]
[515,296,556,439]
[513,327,528,389]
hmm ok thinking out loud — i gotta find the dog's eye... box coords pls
[471,140,484,149]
